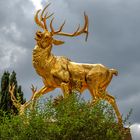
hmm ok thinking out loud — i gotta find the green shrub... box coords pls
[0,93,129,140]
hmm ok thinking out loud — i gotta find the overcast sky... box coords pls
[0,0,140,139]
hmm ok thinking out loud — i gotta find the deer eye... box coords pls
[36,31,42,38]
[37,34,41,38]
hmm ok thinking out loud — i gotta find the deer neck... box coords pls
[33,44,53,57]
[44,45,53,59]
[32,44,55,70]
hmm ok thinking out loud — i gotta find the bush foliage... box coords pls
[0,93,129,140]
[0,71,25,115]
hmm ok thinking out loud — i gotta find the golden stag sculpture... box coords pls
[9,4,122,124]
[32,4,122,124]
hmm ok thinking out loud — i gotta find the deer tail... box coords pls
[110,69,118,76]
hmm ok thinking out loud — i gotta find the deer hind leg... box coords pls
[104,92,122,125]
[61,82,71,98]
[87,81,100,105]
[86,71,101,103]
[100,70,113,92]
[88,88,95,103]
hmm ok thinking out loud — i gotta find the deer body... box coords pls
[32,43,118,97]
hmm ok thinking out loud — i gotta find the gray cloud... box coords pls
[130,124,140,140]
[0,0,140,127]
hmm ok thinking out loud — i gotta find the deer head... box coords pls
[34,3,89,49]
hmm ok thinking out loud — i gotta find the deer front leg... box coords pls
[33,86,55,100]
[30,86,55,109]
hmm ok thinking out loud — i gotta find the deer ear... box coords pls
[53,39,65,45]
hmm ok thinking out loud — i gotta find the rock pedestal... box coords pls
[124,128,132,140]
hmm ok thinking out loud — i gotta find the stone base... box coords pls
[124,128,132,140]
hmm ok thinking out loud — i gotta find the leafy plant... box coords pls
[0,93,130,140]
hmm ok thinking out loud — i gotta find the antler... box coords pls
[9,84,37,115]
[34,3,54,30]
[50,12,89,41]
[9,84,21,109]
[23,84,37,107]
[34,4,89,41]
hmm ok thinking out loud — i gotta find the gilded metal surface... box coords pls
[32,4,122,124]
[9,4,122,125]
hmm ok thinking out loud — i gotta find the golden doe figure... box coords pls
[32,4,122,124]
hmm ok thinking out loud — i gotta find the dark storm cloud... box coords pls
[0,0,140,131]
[0,0,36,98]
